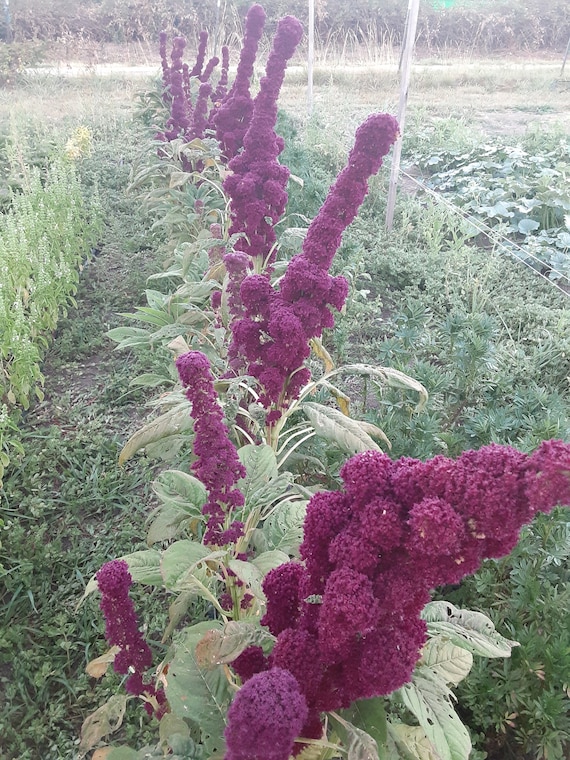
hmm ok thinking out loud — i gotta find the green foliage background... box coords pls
[3,0,570,51]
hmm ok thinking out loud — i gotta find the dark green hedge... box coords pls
[3,0,569,52]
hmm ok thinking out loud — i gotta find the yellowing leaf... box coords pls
[86,647,120,678]
[78,695,128,757]
[310,338,335,373]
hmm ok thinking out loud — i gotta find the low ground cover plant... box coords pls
[78,6,570,760]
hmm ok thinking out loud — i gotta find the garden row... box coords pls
[74,9,569,760]
[0,131,99,484]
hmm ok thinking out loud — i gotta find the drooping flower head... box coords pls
[263,441,570,732]
[176,351,246,545]
[96,560,166,716]
[224,668,308,760]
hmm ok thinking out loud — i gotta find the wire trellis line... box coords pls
[396,167,570,298]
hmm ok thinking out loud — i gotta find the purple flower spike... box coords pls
[189,82,212,140]
[189,30,208,78]
[224,668,308,760]
[200,55,219,83]
[96,560,166,716]
[213,4,266,160]
[224,15,303,270]
[176,351,246,545]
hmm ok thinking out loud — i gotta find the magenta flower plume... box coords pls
[201,55,219,83]
[214,45,230,102]
[176,351,246,545]
[263,441,570,726]
[159,31,170,94]
[96,560,166,716]
[226,113,398,415]
[189,30,208,78]
[224,668,308,760]
[189,82,212,140]
[224,15,303,270]
[213,4,266,160]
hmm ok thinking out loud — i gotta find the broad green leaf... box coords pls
[302,402,382,454]
[237,444,279,500]
[420,636,473,686]
[107,326,151,348]
[517,218,541,234]
[388,723,440,760]
[159,712,191,745]
[147,503,198,546]
[119,549,163,586]
[194,620,274,668]
[78,694,128,757]
[153,470,208,511]
[397,674,471,760]
[160,540,224,592]
[163,591,195,642]
[228,559,265,601]
[331,712,379,760]
[341,698,388,760]
[422,601,519,658]
[105,748,140,760]
[129,373,171,388]
[262,499,308,555]
[166,621,229,755]
[251,550,290,577]
[119,403,193,464]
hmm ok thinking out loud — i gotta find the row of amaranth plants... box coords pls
[79,5,570,760]
[0,128,100,485]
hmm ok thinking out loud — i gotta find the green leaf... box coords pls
[341,698,388,759]
[228,559,265,601]
[237,444,279,500]
[517,218,541,234]
[419,636,473,686]
[388,723,440,760]
[166,621,229,755]
[153,470,208,511]
[397,673,471,760]
[302,402,382,454]
[107,326,151,348]
[262,499,308,555]
[119,549,163,585]
[422,601,519,658]
[106,748,140,760]
[129,373,171,388]
[331,712,379,760]
[161,540,224,592]
[194,621,274,668]
[119,403,193,464]
[251,550,290,577]
[147,503,198,546]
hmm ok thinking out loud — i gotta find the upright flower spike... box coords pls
[265,440,570,730]
[200,55,220,83]
[189,82,213,140]
[176,351,246,545]
[227,113,398,419]
[213,4,266,160]
[224,15,303,271]
[189,30,208,78]
[96,560,166,716]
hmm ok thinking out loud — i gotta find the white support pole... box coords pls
[385,0,420,230]
[308,0,315,115]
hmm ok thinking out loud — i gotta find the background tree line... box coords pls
[2,0,569,53]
